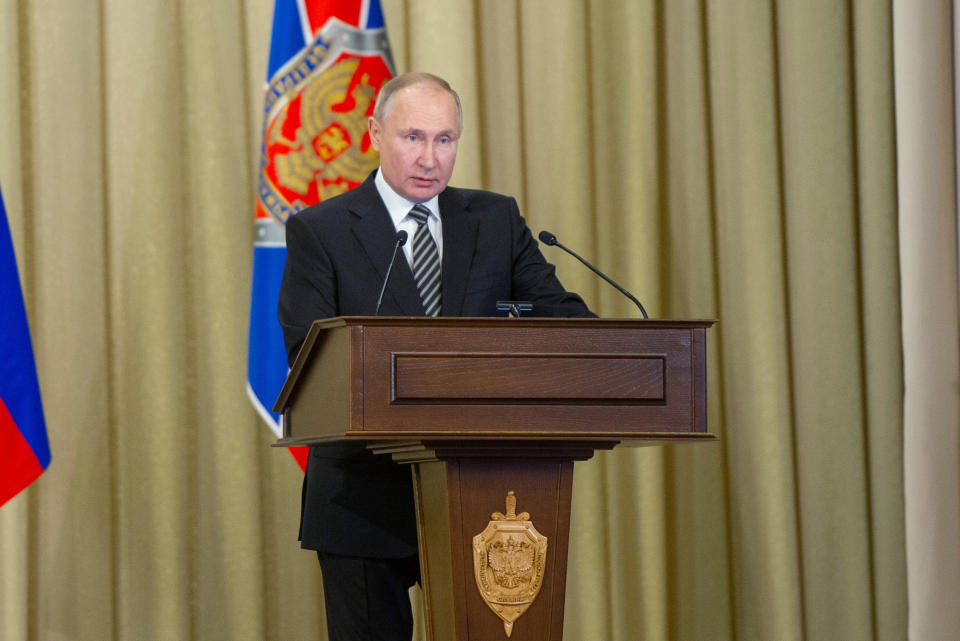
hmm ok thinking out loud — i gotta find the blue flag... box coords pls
[246,0,395,469]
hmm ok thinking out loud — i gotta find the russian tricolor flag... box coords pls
[0,187,50,507]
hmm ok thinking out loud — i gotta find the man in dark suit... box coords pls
[278,72,593,641]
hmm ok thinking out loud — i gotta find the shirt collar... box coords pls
[375,168,441,227]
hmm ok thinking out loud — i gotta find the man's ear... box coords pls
[368,116,381,152]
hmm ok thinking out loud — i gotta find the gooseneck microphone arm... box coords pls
[538,230,649,319]
[375,230,408,315]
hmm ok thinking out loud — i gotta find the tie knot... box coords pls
[409,204,431,226]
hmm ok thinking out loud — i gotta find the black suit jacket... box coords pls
[278,171,593,557]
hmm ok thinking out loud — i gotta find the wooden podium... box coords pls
[274,316,714,641]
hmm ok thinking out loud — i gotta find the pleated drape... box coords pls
[0,1,906,640]
[894,1,960,639]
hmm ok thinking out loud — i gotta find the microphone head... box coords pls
[538,230,558,246]
[396,230,409,245]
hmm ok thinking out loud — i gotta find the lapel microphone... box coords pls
[375,230,409,315]
[538,230,649,319]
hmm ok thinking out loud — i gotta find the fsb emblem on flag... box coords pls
[247,1,395,469]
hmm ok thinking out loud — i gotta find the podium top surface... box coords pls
[307,315,714,329]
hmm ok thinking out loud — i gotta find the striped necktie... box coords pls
[408,204,441,316]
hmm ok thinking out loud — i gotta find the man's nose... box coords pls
[417,142,436,168]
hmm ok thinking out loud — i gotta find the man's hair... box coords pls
[373,72,463,132]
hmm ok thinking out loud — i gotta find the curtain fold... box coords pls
[0,1,907,639]
[894,1,960,639]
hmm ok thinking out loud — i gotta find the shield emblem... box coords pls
[473,492,548,637]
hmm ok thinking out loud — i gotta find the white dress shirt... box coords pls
[374,169,443,267]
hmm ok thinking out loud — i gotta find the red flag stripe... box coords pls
[0,395,44,506]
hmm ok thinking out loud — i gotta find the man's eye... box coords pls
[439,137,450,144]
[407,134,419,142]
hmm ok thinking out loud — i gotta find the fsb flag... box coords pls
[246,0,395,469]
[0,187,51,507]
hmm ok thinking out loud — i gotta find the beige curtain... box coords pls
[894,1,960,639]
[0,1,906,640]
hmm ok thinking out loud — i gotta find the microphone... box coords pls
[538,230,649,319]
[375,230,408,315]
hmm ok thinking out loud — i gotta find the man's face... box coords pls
[369,84,460,203]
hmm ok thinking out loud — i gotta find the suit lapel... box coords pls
[348,176,424,316]
[438,188,479,316]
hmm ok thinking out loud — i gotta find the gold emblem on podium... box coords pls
[473,491,548,637]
